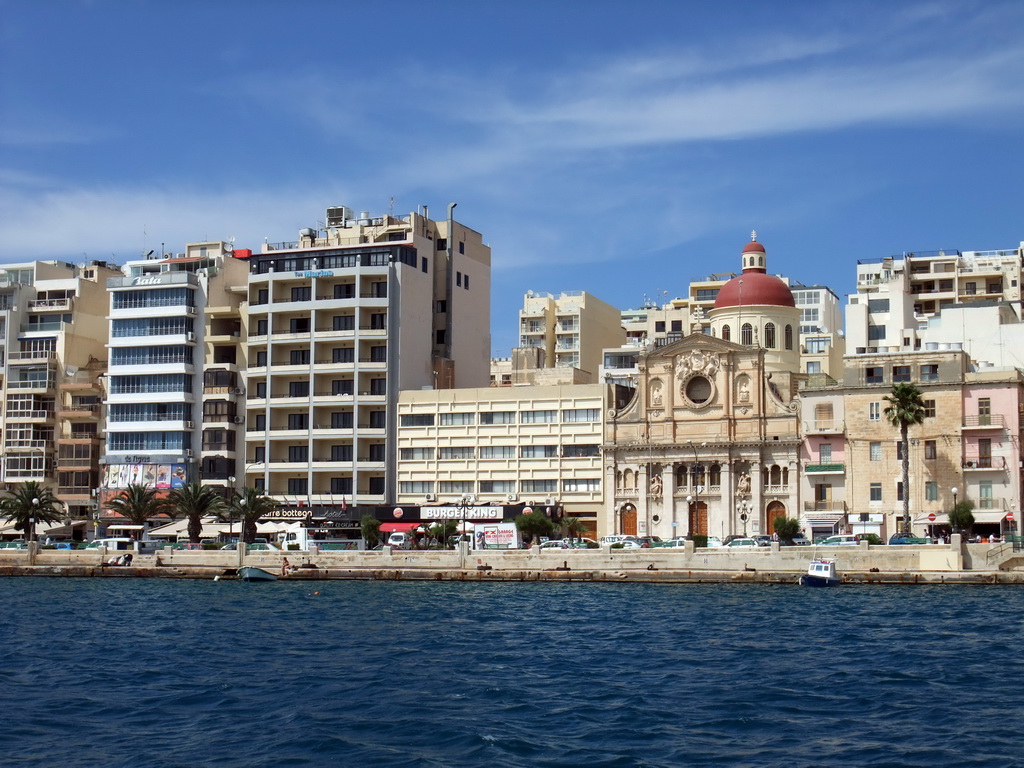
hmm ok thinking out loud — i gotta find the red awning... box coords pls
[380,522,419,533]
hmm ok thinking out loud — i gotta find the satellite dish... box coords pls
[77,262,86,269]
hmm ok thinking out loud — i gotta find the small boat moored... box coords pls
[238,566,278,582]
[800,558,840,587]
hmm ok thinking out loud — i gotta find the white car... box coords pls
[819,534,859,546]
[725,537,760,548]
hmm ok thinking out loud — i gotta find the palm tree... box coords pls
[224,487,278,544]
[0,481,65,542]
[105,483,171,538]
[563,516,586,545]
[884,382,927,535]
[167,482,227,544]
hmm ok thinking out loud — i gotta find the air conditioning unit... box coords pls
[186,332,195,342]
[425,493,436,502]
[544,497,555,506]
[184,420,194,429]
[506,493,518,502]
[184,449,194,458]
[233,416,244,424]
[231,388,244,395]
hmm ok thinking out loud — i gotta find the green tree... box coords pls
[771,515,802,545]
[167,482,227,544]
[106,484,171,536]
[427,520,457,548]
[884,382,927,535]
[0,482,65,542]
[563,516,586,545]
[514,511,556,545]
[360,514,382,549]
[948,499,975,535]
[225,487,278,544]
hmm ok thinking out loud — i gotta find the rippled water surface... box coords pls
[1,578,1022,767]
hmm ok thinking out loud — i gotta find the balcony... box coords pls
[963,414,1005,429]
[962,456,1007,470]
[803,501,847,512]
[805,463,845,474]
[804,420,844,434]
[28,297,73,312]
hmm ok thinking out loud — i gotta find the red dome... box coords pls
[714,271,795,309]
[742,241,766,254]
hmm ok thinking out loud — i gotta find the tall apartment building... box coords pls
[0,260,119,530]
[101,243,248,514]
[242,205,490,515]
[846,243,1023,354]
[517,291,624,381]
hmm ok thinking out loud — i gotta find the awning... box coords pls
[917,511,1008,525]
[107,524,145,531]
[380,522,419,533]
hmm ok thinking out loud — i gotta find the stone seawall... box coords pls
[0,538,1021,584]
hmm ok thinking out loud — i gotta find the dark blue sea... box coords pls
[1,578,1021,768]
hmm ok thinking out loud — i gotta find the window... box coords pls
[288,445,308,462]
[868,325,886,341]
[925,481,938,501]
[978,397,992,425]
[333,347,355,363]
[400,414,435,427]
[869,442,882,461]
[562,408,599,422]
[671,320,683,333]
[331,477,354,494]
[480,445,515,459]
[255,350,268,367]
[868,299,890,313]
[368,477,386,495]
[897,482,904,502]
[806,361,821,374]
[870,483,882,502]
[764,322,776,349]
[287,413,308,430]
[480,480,515,494]
[456,271,462,287]
[785,325,793,350]
[459,241,465,254]
[290,349,310,365]
[924,440,936,459]
[721,325,731,342]
[562,478,600,492]
[439,446,475,460]
[924,399,936,418]
[288,381,309,397]
[920,364,939,382]
[368,410,386,428]
[255,318,268,335]
[333,315,355,331]
[464,274,469,289]
[421,257,428,273]
[289,317,310,333]
[869,402,881,421]
[979,481,993,508]
[332,379,354,396]
[521,479,558,494]
[521,445,558,458]
[368,444,386,462]
[805,337,830,354]
[331,445,353,461]
[480,411,515,425]
[563,444,601,457]
[291,286,311,302]
[893,365,911,383]
[369,378,386,395]
[334,283,355,299]
[897,443,905,460]
[741,323,753,345]
[654,321,665,333]
[866,367,883,384]
[331,412,353,429]
[255,382,267,398]
[819,443,832,463]
[400,447,434,461]
[438,481,474,494]
[522,410,557,424]
[369,346,387,363]
[399,481,434,494]
[287,478,308,496]
[439,412,474,426]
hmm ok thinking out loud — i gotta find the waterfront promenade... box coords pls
[2,536,1023,584]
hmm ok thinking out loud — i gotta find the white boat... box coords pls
[800,559,840,587]
[238,566,278,582]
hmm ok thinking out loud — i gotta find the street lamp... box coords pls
[951,486,958,538]
[29,496,40,543]
[457,495,472,564]
[737,499,750,537]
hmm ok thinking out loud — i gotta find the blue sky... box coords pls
[1,0,1022,356]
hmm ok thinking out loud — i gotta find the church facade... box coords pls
[604,236,804,540]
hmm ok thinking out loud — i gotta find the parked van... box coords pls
[386,532,412,549]
[85,538,162,553]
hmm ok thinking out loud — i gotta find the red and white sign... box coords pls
[928,513,936,522]
[1007,512,1015,522]
[393,507,404,519]
[523,506,533,515]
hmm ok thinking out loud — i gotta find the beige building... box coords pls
[397,384,605,536]
[516,291,625,381]
[243,205,491,513]
[0,259,120,527]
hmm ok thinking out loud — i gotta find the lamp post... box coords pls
[737,499,750,537]
[458,495,472,565]
[30,496,40,543]
[951,486,958,538]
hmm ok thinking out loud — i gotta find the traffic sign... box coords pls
[928,513,936,522]
[1007,512,1015,521]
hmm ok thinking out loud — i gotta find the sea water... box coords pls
[0,578,1021,767]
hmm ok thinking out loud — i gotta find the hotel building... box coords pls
[242,205,490,518]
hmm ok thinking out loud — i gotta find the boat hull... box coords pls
[800,574,840,587]
[238,566,278,582]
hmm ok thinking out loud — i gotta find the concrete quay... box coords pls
[2,537,1023,584]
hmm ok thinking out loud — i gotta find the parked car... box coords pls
[618,539,642,549]
[753,535,772,547]
[725,537,760,548]
[888,534,931,545]
[789,534,811,546]
[540,539,569,549]
[0,541,27,549]
[705,536,724,548]
[819,534,859,546]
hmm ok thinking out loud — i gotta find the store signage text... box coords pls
[422,507,503,520]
